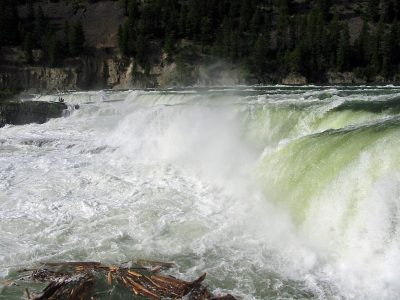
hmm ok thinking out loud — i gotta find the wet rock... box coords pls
[0,101,67,127]
[282,73,307,85]
[326,71,367,84]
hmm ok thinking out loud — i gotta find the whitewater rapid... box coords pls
[1,86,400,299]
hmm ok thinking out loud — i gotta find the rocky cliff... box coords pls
[0,45,135,91]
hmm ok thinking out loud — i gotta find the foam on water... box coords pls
[1,86,400,299]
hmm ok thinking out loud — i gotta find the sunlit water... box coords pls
[1,86,400,299]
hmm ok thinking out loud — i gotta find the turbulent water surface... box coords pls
[1,86,400,299]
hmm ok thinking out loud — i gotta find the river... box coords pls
[1,86,400,299]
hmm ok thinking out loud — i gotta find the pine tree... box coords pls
[368,30,381,75]
[336,24,350,71]
[289,42,307,74]
[118,24,129,55]
[326,13,340,68]
[33,6,47,47]
[249,9,263,40]
[392,21,400,66]
[128,0,140,21]
[127,23,136,56]
[0,0,20,45]
[186,0,201,39]
[366,0,379,22]
[120,0,129,16]
[316,0,332,22]
[381,22,398,76]
[63,21,70,43]
[276,14,290,55]
[135,33,148,67]
[69,21,85,57]
[381,31,392,76]
[144,61,151,77]
[252,34,269,76]
[355,20,370,68]
[27,0,35,20]
[200,17,212,47]
[164,33,175,60]
[23,32,34,63]
[48,35,59,67]
[381,0,393,22]
[221,16,232,59]
[239,0,253,32]
[178,4,188,37]
[276,0,293,16]
[102,60,109,86]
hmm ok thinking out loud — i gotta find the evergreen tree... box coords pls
[249,9,264,40]
[381,22,398,76]
[64,21,70,43]
[33,6,47,47]
[368,30,381,75]
[239,0,253,32]
[135,33,148,67]
[327,13,340,68]
[381,31,391,76]
[316,0,332,22]
[252,34,270,76]
[178,4,188,37]
[118,24,129,55]
[276,0,293,16]
[164,33,175,60]
[200,17,212,47]
[69,21,85,57]
[144,61,151,77]
[42,26,54,55]
[392,21,400,66]
[221,16,232,59]
[120,0,129,16]
[186,0,202,39]
[0,0,20,45]
[337,24,350,71]
[27,0,35,20]
[48,35,60,67]
[128,0,140,21]
[289,42,307,74]
[355,20,370,68]
[366,0,380,22]
[102,60,109,86]
[23,32,34,63]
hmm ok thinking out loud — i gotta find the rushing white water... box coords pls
[1,86,400,299]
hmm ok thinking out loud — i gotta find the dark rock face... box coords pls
[0,101,67,127]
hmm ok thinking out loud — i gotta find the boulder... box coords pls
[0,101,67,127]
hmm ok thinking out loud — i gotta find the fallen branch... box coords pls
[14,260,237,300]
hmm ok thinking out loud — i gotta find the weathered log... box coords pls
[15,260,237,300]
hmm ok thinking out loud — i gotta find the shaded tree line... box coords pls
[117,0,400,81]
[0,0,85,67]
[2,0,400,81]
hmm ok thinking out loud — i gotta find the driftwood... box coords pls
[16,259,237,300]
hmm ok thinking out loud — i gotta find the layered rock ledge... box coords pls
[0,101,67,127]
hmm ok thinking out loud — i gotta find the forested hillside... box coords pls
[116,0,400,82]
[1,0,400,86]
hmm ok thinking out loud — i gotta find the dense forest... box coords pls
[1,0,400,83]
[0,0,85,67]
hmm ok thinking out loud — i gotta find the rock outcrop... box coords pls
[0,66,79,91]
[0,49,134,91]
[326,72,367,85]
[282,73,307,85]
[0,101,67,127]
